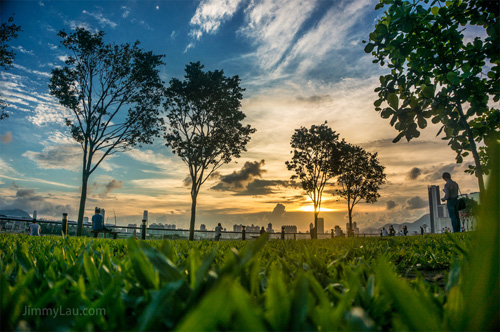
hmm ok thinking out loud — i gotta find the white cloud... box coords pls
[125,149,173,170]
[121,6,130,18]
[189,0,244,41]
[82,10,118,29]
[0,158,19,176]
[12,46,34,56]
[278,0,372,76]
[238,0,317,71]
[12,64,51,78]
[27,102,72,127]
[58,55,69,62]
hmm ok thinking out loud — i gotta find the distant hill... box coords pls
[362,214,430,235]
[0,209,32,219]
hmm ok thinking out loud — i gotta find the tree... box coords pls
[286,123,345,239]
[334,144,386,236]
[164,62,255,241]
[364,0,499,195]
[0,15,22,120]
[49,28,165,236]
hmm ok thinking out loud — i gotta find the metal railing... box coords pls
[0,215,379,240]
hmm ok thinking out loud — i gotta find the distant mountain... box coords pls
[362,213,430,235]
[0,209,32,219]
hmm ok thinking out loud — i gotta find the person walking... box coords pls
[215,223,222,241]
[389,225,395,236]
[441,172,461,233]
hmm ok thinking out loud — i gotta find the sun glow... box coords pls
[300,206,337,212]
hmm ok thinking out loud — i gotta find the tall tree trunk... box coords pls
[189,186,198,241]
[76,171,89,236]
[313,204,319,239]
[456,103,485,196]
[348,207,353,237]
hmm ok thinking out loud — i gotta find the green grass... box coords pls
[1,141,498,331]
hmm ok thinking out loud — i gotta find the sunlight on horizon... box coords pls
[299,206,338,212]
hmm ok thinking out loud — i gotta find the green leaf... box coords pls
[417,117,427,129]
[447,72,458,84]
[431,6,439,16]
[364,43,374,53]
[83,251,100,288]
[387,93,399,109]
[381,107,394,119]
[421,84,435,98]
[376,258,442,331]
[265,267,291,330]
[127,238,160,290]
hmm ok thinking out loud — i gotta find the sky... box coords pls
[0,0,482,232]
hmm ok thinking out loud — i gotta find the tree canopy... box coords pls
[0,15,22,120]
[286,122,345,238]
[335,144,386,236]
[365,0,499,194]
[164,62,255,241]
[49,28,166,235]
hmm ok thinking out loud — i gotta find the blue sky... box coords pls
[0,0,481,231]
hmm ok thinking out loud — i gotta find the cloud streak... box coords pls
[189,0,243,40]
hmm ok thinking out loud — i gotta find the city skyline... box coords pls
[0,0,482,232]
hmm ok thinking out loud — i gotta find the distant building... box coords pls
[282,225,297,233]
[266,223,273,233]
[233,224,260,233]
[127,223,138,233]
[345,222,359,235]
[200,224,206,231]
[428,185,451,233]
[149,223,165,235]
[317,218,324,234]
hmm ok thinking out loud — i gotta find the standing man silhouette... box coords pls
[441,172,461,233]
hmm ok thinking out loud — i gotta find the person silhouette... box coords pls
[441,172,461,233]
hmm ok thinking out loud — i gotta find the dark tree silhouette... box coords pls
[334,144,386,236]
[286,123,345,239]
[0,15,22,120]
[164,62,255,241]
[49,28,165,236]
[364,0,499,196]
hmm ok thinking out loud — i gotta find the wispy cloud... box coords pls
[12,46,34,56]
[12,64,51,78]
[188,0,244,43]
[277,0,372,77]
[238,0,317,71]
[121,6,130,18]
[82,10,118,29]
[22,145,81,171]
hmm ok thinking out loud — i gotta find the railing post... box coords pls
[331,229,334,239]
[281,226,285,240]
[61,213,68,236]
[141,210,148,240]
[242,225,246,240]
[141,219,147,240]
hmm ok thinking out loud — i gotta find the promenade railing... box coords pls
[0,215,379,240]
